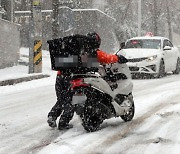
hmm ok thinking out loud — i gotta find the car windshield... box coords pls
[124,39,161,49]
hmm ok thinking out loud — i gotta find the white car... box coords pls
[117,36,180,78]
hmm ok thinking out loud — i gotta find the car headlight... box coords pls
[146,55,157,61]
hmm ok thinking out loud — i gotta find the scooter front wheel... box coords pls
[120,94,135,122]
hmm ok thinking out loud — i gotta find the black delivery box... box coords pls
[47,34,97,71]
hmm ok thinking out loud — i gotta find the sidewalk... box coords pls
[0,48,55,86]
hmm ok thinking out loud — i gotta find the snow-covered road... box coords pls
[0,73,180,154]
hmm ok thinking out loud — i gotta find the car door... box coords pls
[163,39,173,71]
[166,40,177,71]
[167,40,178,70]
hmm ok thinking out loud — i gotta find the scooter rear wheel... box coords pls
[82,101,103,132]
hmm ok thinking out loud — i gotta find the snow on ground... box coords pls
[0,48,56,94]
[0,47,56,81]
[0,48,180,154]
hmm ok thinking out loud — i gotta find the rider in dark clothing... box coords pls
[47,32,123,130]
[47,75,74,130]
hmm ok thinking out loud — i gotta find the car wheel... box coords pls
[173,58,180,74]
[157,60,165,78]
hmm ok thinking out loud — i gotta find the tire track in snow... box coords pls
[81,99,174,154]
[116,104,180,154]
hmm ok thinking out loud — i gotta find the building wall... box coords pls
[12,1,119,52]
[0,19,20,68]
[14,8,119,52]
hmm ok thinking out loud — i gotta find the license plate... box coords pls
[72,95,87,105]
[128,62,137,67]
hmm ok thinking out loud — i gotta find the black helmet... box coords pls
[86,32,101,49]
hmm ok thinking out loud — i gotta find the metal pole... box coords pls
[29,6,34,74]
[29,0,42,73]
[138,0,142,36]
[0,0,1,19]
[11,0,14,22]
[52,0,59,39]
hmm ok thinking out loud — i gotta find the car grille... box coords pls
[129,67,139,71]
[128,57,147,62]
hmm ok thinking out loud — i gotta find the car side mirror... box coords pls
[163,46,171,50]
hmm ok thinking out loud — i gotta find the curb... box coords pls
[0,74,50,86]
